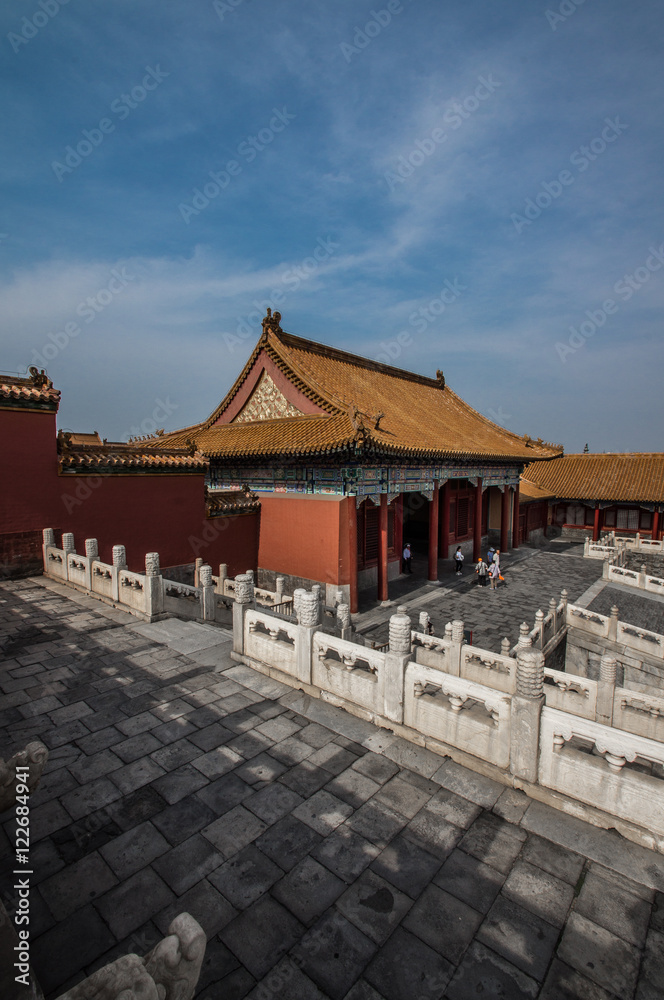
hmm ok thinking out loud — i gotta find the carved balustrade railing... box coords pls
[404,661,512,768]
[312,633,386,713]
[606,562,664,595]
[613,533,664,554]
[539,707,664,841]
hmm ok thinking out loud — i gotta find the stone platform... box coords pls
[1,575,663,999]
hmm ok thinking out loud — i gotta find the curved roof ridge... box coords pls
[277,329,446,388]
[438,384,564,460]
[267,328,350,413]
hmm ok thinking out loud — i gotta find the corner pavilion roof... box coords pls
[522,453,664,504]
[156,313,563,464]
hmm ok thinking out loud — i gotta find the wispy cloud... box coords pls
[1,0,662,449]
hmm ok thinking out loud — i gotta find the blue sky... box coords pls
[1,0,662,451]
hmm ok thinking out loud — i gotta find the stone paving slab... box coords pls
[356,543,607,651]
[1,576,664,999]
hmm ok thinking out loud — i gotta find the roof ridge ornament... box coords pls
[261,308,283,338]
[436,369,445,389]
[28,365,52,388]
[57,430,72,453]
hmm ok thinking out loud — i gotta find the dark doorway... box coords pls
[401,491,430,559]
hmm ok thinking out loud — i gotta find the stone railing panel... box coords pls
[539,707,664,839]
[90,560,118,601]
[645,575,664,595]
[404,662,511,768]
[411,632,454,671]
[214,596,234,624]
[118,569,149,613]
[566,605,610,639]
[44,544,67,581]
[613,688,664,742]
[66,552,90,589]
[162,579,201,620]
[313,633,385,715]
[244,608,300,678]
[585,542,617,560]
[460,645,516,694]
[618,620,664,660]
[543,667,596,719]
[608,564,640,585]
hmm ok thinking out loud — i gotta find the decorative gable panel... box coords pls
[232,371,303,423]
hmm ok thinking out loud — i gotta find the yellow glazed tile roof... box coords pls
[0,368,60,410]
[57,431,207,473]
[522,454,664,504]
[519,477,556,502]
[156,317,562,463]
[206,486,261,516]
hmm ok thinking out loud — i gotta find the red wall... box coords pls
[186,509,260,579]
[0,407,259,577]
[0,410,62,533]
[55,473,207,570]
[258,494,350,586]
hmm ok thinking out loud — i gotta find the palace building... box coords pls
[158,311,561,610]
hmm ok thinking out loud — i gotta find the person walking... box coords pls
[486,545,495,566]
[493,549,501,571]
[402,542,412,574]
[489,559,500,590]
[454,546,464,576]
[475,557,488,586]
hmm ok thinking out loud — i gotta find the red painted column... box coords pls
[651,510,660,541]
[500,487,510,553]
[439,481,450,560]
[473,479,483,562]
[428,481,439,581]
[593,506,601,542]
[377,493,389,602]
[395,494,404,563]
[348,498,358,613]
[512,484,520,549]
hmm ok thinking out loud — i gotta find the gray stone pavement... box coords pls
[587,585,664,635]
[1,576,664,1000]
[357,541,608,651]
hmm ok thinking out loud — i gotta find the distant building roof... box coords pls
[57,431,207,474]
[205,486,260,517]
[0,368,60,411]
[157,313,563,464]
[522,453,664,504]
[519,478,556,502]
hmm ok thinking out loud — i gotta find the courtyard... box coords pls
[1,547,663,999]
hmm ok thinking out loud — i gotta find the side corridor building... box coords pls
[521,453,664,543]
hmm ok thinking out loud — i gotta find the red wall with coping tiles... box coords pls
[0,407,259,577]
